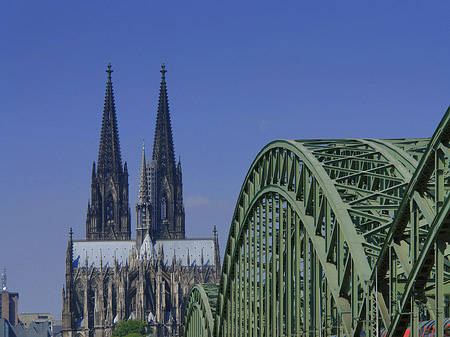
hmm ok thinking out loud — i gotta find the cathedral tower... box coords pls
[136,63,185,244]
[86,63,131,240]
[63,64,219,337]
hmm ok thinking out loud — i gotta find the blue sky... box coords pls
[1,1,449,318]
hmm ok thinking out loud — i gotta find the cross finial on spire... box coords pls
[142,138,145,151]
[106,62,113,78]
[160,62,167,79]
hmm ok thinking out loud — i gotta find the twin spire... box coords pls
[152,62,176,179]
[97,62,122,176]
[139,62,179,202]
[92,62,184,243]
[99,61,176,179]
[137,62,185,241]
[87,63,130,240]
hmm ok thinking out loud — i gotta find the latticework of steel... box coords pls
[183,284,218,337]
[183,107,450,337]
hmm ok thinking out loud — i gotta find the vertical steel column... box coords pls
[295,214,301,336]
[199,309,201,337]
[259,201,264,337]
[304,230,310,336]
[272,194,277,337]
[227,284,231,337]
[313,250,320,337]
[279,196,285,336]
[230,259,233,337]
[325,281,331,337]
[236,262,239,337]
[435,148,445,337]
[287,203,293,337]
[313,180,321,337]
[244,230,248,337]
[265,195,270,337]
[249,220,254,337]
[390,246,397,326]
[388,246,392,320]
[351,261,357,332]
[337,227,343,337]
[233,265,237,337]
[365,284,372,337]
[410,200,419,337]
[436,238,444,337]
[239,244,243,337]
[253,206,258,337]
[337,226,344,287]
[325,201,332,337]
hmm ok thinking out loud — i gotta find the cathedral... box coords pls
[62,64,221,337]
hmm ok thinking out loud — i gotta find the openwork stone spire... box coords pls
[136,139,152,246]
[97,63,122,176]
[136,63,185,243]
[152,63,176,180]
[86,63,131,241]
[138,139,149,204]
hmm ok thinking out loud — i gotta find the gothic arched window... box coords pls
[161,197,167,220]
[106,193,114,224]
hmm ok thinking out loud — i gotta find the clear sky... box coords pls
[1,1,449,318]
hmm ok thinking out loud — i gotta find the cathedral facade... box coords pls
[62,64,220,337]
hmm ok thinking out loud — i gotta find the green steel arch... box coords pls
[367,107,450,337]
[213,137,428,337]
[183,284,218,337]
[183,107,450,337]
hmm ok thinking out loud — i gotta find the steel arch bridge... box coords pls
[183,107,450,337]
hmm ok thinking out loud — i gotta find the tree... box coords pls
[124,333,143,337]
[112,320,147,337]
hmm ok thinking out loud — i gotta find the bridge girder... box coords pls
[213,137,430,337]
[183,107,450,337]
[183,284,218,337]
[374,107,450,337]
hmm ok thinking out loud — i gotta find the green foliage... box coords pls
[124,333,143,337]
[112,320,147,337]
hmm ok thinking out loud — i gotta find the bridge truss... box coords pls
[183,108,450,337]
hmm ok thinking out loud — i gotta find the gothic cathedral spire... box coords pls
[136,140,152,245]
[152,63,176,176]
[136,63,185,245]
[86,63,131,241]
